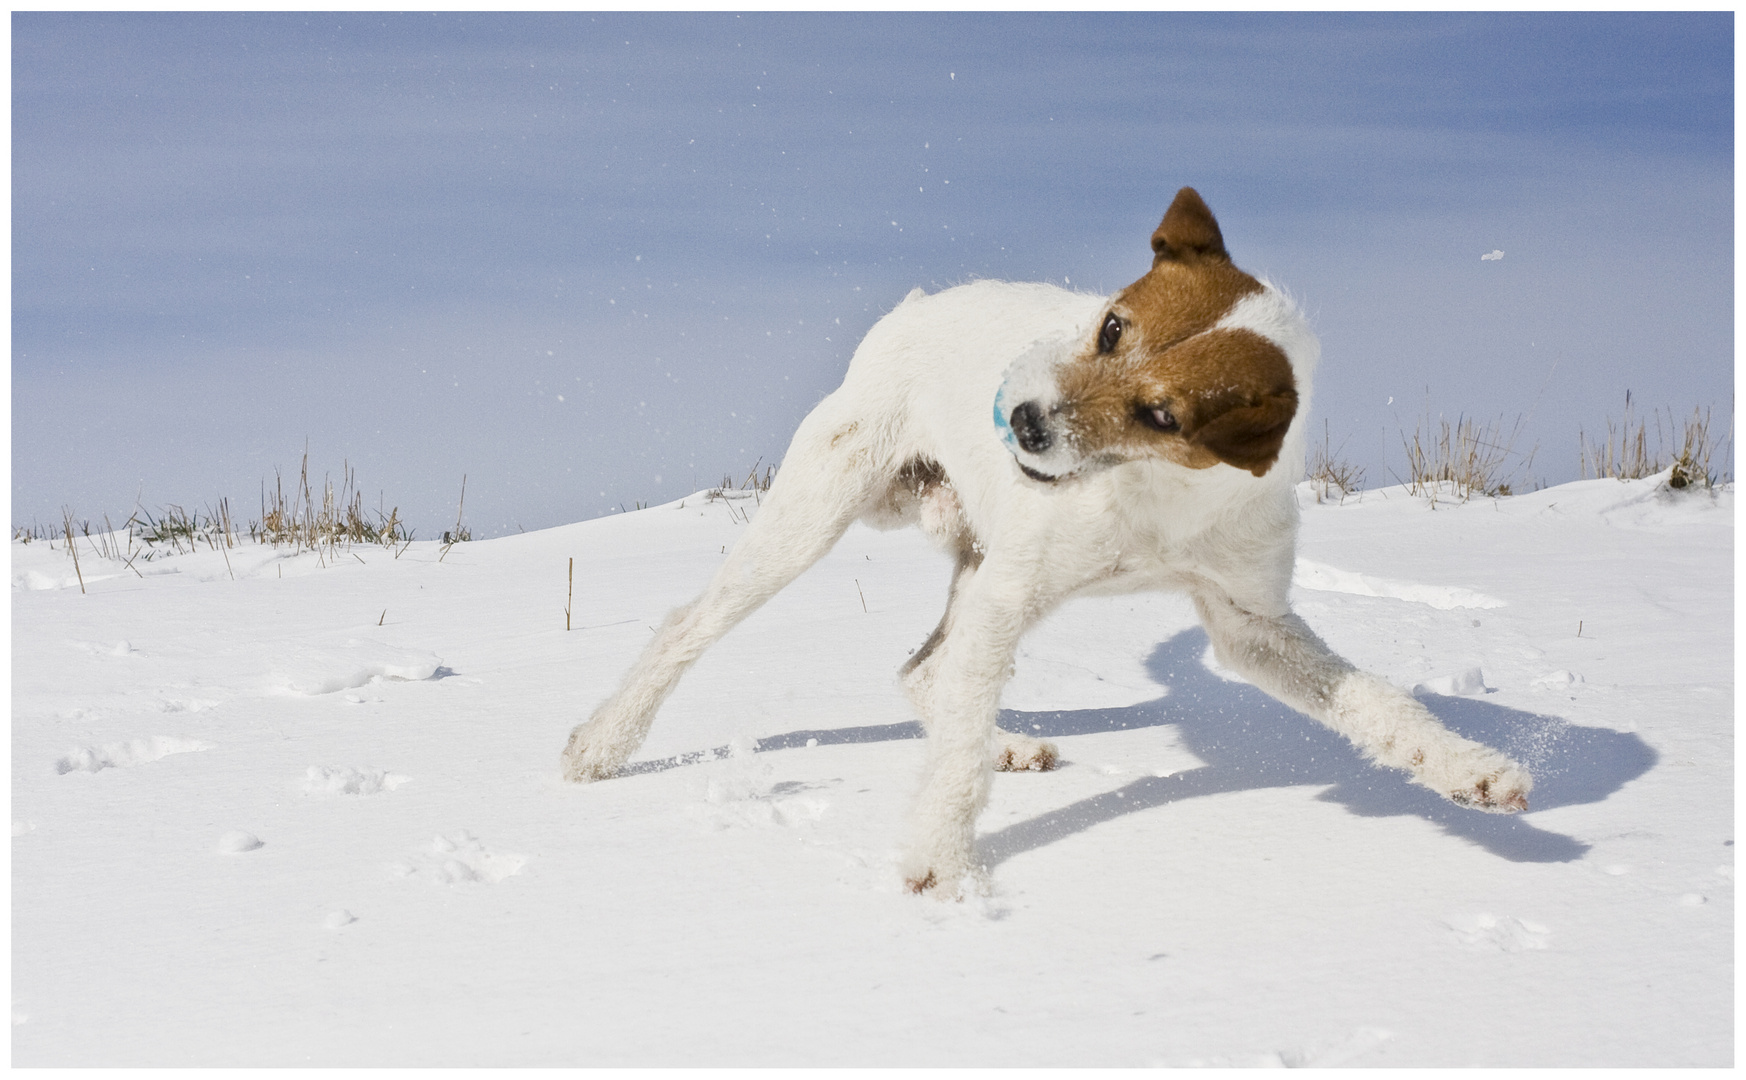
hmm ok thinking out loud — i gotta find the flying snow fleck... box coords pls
[1481,250,1505,261]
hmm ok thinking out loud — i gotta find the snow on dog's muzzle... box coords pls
[994,333,1079,482]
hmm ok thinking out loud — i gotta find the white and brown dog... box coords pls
[561,188,1531,897]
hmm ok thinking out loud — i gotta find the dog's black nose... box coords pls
[1010,401,1053,454]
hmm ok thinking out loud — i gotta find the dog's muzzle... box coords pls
[993,333,1079,483]
[1005,402,1063,482]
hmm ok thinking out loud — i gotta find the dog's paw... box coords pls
[1445,763,1532,813]
[901,864,985,901]
[898,843,985,900]
[558,727,623,783]
[993,731,1059,772]
[903,869,941,895]
[1417,747,1532,813]
[1336,675,1533,814]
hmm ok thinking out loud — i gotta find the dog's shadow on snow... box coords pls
[977,628,1653,866]
[632,628,1655,865]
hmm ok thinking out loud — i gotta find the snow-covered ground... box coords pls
[11,472,1732,1066]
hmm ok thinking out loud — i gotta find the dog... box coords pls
[561,187,1531,897]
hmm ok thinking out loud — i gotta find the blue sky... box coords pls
[13,12,1733,537]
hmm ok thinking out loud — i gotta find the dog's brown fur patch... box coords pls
[1049,188,1299,477]
[1150,186,1231,265]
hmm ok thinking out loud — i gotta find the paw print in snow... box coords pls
[390,830,524,885]
[1448,912,1548,952]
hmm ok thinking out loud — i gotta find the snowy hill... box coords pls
[11,473,1732,1066]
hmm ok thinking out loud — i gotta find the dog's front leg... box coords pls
[899,556,1047,897]
[902,554,1059,774]
[1192,588,1531,812]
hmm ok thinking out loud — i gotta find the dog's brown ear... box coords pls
[1191,390,1298,477]
[1151,187,1229,265]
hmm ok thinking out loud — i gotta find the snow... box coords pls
[11,472,1732,1065]
[1294,557,1506,610]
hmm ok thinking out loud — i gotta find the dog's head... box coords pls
[995,188,1309,484]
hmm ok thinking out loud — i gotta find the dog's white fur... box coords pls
[562,222,1531,898]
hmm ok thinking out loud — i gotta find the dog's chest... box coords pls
[1073,465,1278,591]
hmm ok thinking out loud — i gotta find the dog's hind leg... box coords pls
[561,411,886,782]
[1191,587,1532,812]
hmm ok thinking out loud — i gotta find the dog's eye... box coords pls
[1141,405,1180,434]
[1097,314,1123,353]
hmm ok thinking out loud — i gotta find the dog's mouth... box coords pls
[1014,450,1132,485]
